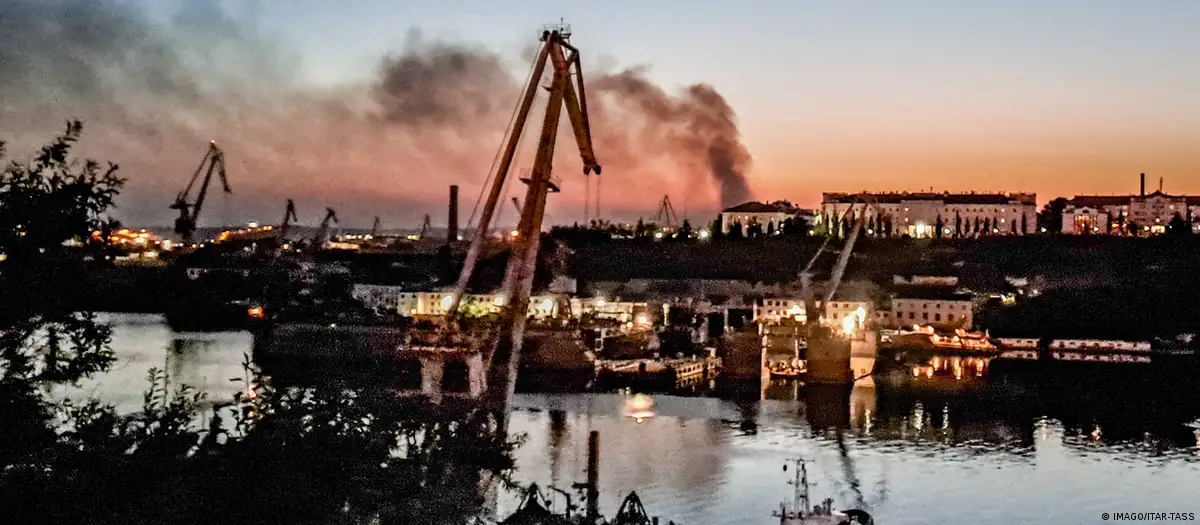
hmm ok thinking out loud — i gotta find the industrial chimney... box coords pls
[1140,173,1145,196]
[1159,177,1164,193]
[447,185,459,243]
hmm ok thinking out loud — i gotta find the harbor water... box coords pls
[71,314,1200,525]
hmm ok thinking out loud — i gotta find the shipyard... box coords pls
[4,2,1200,525]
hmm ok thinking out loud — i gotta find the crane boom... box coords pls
[447,40,554,314]
[655,195,678,229]
[370,216,381,237]
[549,44,600,176]
[315,207,338,248]
[170,141,231,244]
[822,206,869,307]
[445,27,598,318]
[487,27,601,405]
[279,199,297,240]
[426,26,600,408]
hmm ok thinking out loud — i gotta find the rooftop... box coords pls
[890,285,973,302]
[722,201,801,213]
[823,191,1037,206]
[1065,192,1200,208]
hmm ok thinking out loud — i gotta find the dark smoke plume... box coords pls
[373,30,518,128]
[0,0,754,227]
[590,70,753,208]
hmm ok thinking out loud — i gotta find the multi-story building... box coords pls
[1060,175,1200,235]
[719,201,816,235]
[878,287,974,330]
[820,192,1038,238]
[756,298,872,327]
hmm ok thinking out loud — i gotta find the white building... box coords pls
[880,289,974,330]
[568,297,647,323]
[756,298,872,328]
[1061,191,1200,235]
[719,201,815,235]
[396,291,562,318]
[820,192,1038,238]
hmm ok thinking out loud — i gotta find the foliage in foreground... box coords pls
[0,122,523,524]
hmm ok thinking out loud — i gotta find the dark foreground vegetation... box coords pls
[0,123,522,524]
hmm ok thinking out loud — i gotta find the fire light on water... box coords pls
[625,393,656,423]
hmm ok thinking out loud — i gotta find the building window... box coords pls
[935,313,941,321]
[922,313,928,320]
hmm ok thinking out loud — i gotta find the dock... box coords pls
[594,354,722,389]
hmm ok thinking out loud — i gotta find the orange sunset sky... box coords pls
[4,0,1199,228]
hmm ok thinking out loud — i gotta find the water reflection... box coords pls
[76,316,1200,525]
[57,313,251,412]
[625,393,656,423]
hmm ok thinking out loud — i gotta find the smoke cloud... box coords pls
[0,0,754,230]
[589,70,753,208]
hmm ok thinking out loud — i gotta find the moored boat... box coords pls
[772,459,874,525]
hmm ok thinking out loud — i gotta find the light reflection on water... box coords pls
[77,315,1200,525]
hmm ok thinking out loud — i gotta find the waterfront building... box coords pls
[755,298,872,328]
[568,297,647,323]
[820,191,1037,238]
[1061,192,1200,235]
[719,201,816,235]
[396,291,562,318]
[878,287,974,330]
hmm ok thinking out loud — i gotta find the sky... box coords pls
[7,0,1200,228]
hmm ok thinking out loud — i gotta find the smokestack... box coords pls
[1159,177,1163,193]
[448,185,459,243]
[1140,173,1145,196]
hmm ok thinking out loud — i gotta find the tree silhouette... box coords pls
[1010,219,1017,234]
[1168,213,1189,236]
[954,212,963,237]
[1021,213,1028,234]
[766,221,776,235]
[0,122,524,524]
[746,219,763,237]
[780,217,795,235]
[1037,197,1067,233]
[935,214,944,239]
[728,221,744,238]
[678,218,693,239]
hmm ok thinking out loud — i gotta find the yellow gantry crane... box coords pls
[433,22,601,404]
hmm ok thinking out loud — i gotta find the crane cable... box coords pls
[465,50,544,232]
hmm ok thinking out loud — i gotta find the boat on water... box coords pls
[165,297,268,332]
[772,459,873,525]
